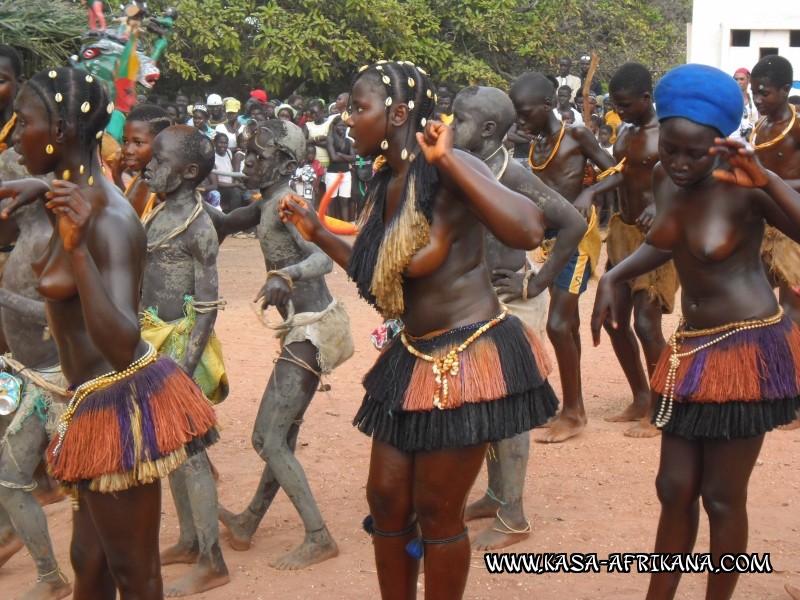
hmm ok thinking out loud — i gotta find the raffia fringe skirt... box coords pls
[47,356,218,494]
[650,315,800,440]
[353,314,558,452]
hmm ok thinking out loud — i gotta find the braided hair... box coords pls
[26,67,112,182]
[347,61,442,316]
[127,104,172,137]
[351,60,439,222]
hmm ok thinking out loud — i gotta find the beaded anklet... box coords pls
[401,308,508,409]
[654,308,784,427]
[52,343,158,456]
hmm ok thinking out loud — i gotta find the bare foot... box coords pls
[164,564,231,597]
[786,583,800,600]
[20,576,72,600]
[534,413,586,443]
[218,507,255,551]
[624,418,661,439]
[777,417,800,431]
[161,541,199,565]
[0,535,23,568]
[270,527,338,570]
[471,515,530,551]
[604,402,647,423]
[534,414,557,429]
[464,495,500,522]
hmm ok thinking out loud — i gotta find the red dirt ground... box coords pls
[3,237,799,600]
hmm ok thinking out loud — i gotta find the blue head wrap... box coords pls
[654,64,743,136]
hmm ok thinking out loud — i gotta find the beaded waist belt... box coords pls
[400,308,508,410]
[52,343,158,456]
[654,308,784,427]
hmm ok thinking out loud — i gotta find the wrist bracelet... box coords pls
[521,269,536,301]
[267,269,295,292]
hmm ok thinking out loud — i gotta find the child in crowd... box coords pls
[213,133,245,213]
[325,115,356,222]
[597,124,614,155]
[293,145,324,207]
[118,104,171,218]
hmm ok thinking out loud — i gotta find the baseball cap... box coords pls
[250,89,268,104]
[224,98,241,112]
[206,94,223,106]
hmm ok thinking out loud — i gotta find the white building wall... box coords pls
[688,0,800,75]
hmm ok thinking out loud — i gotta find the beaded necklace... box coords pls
[750,104,796,151]
[0,113,17,153]
[52,343,158,457]
[654,308,784,427]
[400,307,508,410]
[528,121,566,171]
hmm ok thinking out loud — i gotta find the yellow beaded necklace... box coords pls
[529,121,566,171]
[0,113,17,153]
[654,308,784,427]
[750,104,796,151]
[52,343,158,456]
[401,307,508,410]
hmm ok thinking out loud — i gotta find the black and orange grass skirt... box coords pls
[353,314,559,452]
[651,315,800,440]
[47,356,219,494]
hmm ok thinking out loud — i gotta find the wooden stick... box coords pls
[582,52,599,125]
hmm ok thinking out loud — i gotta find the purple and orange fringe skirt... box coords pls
[47,356,218,494]
[353,313,559,452]
[650,314,800,440]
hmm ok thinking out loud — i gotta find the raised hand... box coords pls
[711,137,769,188]
[278,193,321,241]
[0,178,50,219]
[44,180,92,253]
[415,120,453,166]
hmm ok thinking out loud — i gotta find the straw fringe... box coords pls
[371,175,431,319]
[650,315,800,439]
[651,316,800,403]
[354,314,558,452]
[48,357,218,493]
[606,214,680,313]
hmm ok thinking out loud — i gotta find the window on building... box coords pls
[730,29,751,47]
[760,47,779,59]
[791,30,800,47]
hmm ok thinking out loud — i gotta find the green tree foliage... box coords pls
[0,0,85,75]
[147,0,691,99]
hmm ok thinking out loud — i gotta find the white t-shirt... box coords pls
[214,150,233,185]
[554,107,584,125]
[215,123,239,150]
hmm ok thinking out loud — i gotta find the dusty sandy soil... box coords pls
[3,237,799,600]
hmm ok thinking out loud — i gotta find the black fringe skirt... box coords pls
[353,314,558,452]
[651,314,800,440]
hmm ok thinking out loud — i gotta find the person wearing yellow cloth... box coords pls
[140,295,228,404]
[139,124,230,596]
[510,71,616,444]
